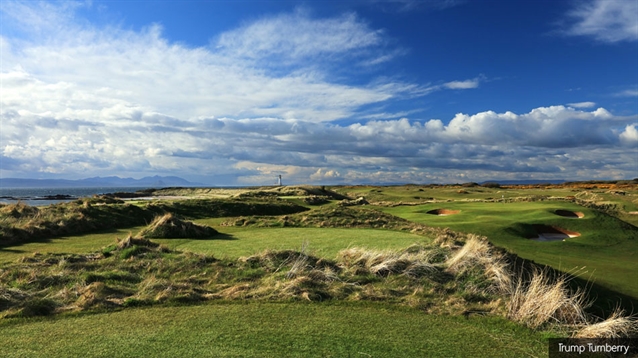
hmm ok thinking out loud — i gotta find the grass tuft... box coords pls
[445,235,511,293]
[573,308,638,338]
[506,268,588,329]
[337,246,443,281]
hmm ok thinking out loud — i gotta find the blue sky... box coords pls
[1,0,637,185]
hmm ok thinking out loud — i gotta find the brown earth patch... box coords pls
[426,209,461,216]
[532,224,580,241]
[554,210,585,219]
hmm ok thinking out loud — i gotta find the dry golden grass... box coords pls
[573,308,638,338]
[506,268,588,329]
[210,283,253,300]
[0,202,39,218]
[336,247,440,279]
[445,235,511,293]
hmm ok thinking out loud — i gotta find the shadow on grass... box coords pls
[0,236,54,249]
[0,248,26,253]
[149,233,237,241]
[0,227,131,250]
[213,233,237,241]
[504,223,538,239]
[165,232,237,241]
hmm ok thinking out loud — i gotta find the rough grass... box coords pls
[2,235,634,338]
[573,308,638,338]
[0,200,153,246]
[0,198,307,246]
[506,268,589,330]
[445,235,512,294]
[336,245,443,280]
[220,206,466,246]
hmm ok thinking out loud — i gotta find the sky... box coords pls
[1,0,637,185]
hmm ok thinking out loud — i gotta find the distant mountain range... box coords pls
[0,176,204,188]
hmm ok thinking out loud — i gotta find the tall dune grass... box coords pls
[573,307,638,338]
[445,235,511,294]
[506,268,589,329]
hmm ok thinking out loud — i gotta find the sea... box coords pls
[0,187,153,207]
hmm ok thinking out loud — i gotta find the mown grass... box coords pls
[0,227,146,263]
[0,227,425,264]
[0,302,547,358]
[380,201,638,300]
[156,227,427,259]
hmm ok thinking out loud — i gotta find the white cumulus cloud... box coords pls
[1,1,636,184]
[619,125,638,147]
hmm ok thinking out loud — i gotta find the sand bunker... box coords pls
[554,210,584,219]
[532,224,580,241]
[426,209,461,216]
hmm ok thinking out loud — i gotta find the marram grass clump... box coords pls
[506,268,589,330]
[137,213,218,238]
[572,307,638,338]
[445,235,511,294]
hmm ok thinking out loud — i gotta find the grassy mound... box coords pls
[0,201,153,246]
[144,198,309,219]
[137,213,218,238]
[0,198,308,246]
[222,206,420,230]
[233,185,349,200]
